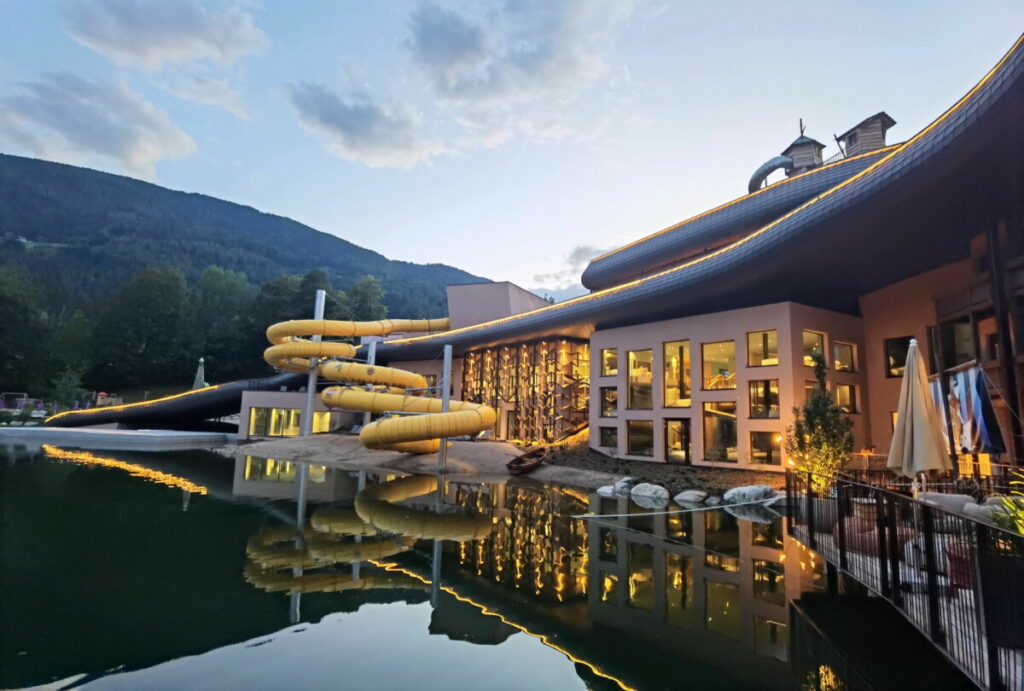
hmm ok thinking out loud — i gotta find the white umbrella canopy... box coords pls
[887,339,953,478]
[192,357,207,390]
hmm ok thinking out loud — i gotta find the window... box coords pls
[703,401,737,462]
[627,350,653,409]
[599,528,618,560]
[627,420,654,456]
[885,336,913,378]
[705,581,741,640]
[601,348,618,376]
[891,411,899,431]
[601,573,618,603]
[628,542,655,611]
[663,340,691,407]
[248,407,330,437]
[665,419,690,464]
[750,431,783,465]
[754,617,789,662]
[666,552,693,629]
[802,331,825,367]
[702,341,736,390]
[747,330,778,366]
[748,379,780,419]
[805,380,823,401]
[752,559,786,606]
[599,426,618,448]
[835,384,857,413]
[833,342,856,372]
[599,387,618,417]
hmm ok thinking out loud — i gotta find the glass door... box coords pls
[664,418,691,464]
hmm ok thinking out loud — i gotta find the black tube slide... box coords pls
[43,372,305,429]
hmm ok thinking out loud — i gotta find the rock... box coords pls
[674,500,704,510]
[726,503,782,524]
[723,485,776,505]
[596,485,617,498]
[705,496,722,506]
[630,483,670,509]
[612,476,635,495]
[674,489,708,504]
[765,493,789,510]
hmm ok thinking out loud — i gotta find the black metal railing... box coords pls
[786,470,1024,690]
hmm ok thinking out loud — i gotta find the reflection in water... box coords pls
[41,444,208,494]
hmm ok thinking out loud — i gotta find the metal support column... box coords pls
[297,289,326,528]
[988,220,1023,462]
[436,344,452,473]
[362,339,377,428]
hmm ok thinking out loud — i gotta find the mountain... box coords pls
[0,154,487,317]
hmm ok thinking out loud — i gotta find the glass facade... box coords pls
[664,418,690,464]
[601,348,618,376]
[663,340,691,407]
[627,350,653,409]
[626,419,654,456]
[748,379,779,419]
[600,387,618,417]
[834,384,857,413]
[702,341,736,390]
[628,542,655,611]
[599,425,618,448]
[833,342,856,372]
[666,552,693,629]
[750,431,782,465]
[248,407,331,437]
[703,401,737,462]
[885,336,913,378]
[802,331,825,367]
[747,330,778,367]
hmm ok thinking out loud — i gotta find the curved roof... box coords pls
[581,145,896,290]
[376,35,1024,363]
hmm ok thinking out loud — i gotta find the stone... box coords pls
[674,489,708,504]
[630,483,670,509]
[705,496,722,506]
[596,485,617,498]
[612,476,635,494]
[725,503,781,524]
[722,485,776,505]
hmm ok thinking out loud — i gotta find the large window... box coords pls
[601,348,618,377]
[249,407,330,437]
[885,336,913,378]
[702,341,736,390]
[599,426,618,448]
[750,431,782,465]
[835,384,858,413]
[752,559,786,605]
[703,401,737,462]
[747,330,778,367]
[748,379,780,419]
[599,387,618,417]
[666,553,693,629]
[628,542,655,611]
[627,420,654,456]
[833,342,856,372]
[663,340,691,407]
[802,331,825,367]
[627,349,653,409]
[665,418,690,464]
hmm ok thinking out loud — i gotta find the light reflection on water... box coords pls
[1,444,833,691]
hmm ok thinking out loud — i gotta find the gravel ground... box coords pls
[544,444,787,496]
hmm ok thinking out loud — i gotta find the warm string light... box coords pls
[41,444,208,495]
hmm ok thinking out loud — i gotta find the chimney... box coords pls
[836,112,896,157]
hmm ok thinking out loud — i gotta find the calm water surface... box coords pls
[2,444,834,690]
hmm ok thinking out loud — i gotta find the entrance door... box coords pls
[665,418,691,464]
[505,410,518,441]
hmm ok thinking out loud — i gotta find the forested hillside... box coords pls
[0,154,485,317]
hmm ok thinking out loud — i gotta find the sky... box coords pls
[1,1,1021,300]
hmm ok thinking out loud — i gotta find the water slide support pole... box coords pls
[297,289,326,528]
[362,339,377,428]
[436,344,452,473]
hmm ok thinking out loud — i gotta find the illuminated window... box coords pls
[885,336,913,378]
[891,411,898,430]
[835,384,858,413]
[704,511,740,572]
[626,420,654,456]
[599,387,618,417]
[628,542,655,611]
[703,402,737,462]
[627,350,653,409]
[833,342,856,372]
[599,528,618,560]
[702,341,736,390]
[747,330,778,366]
[802,331,825,367]
[243,457,327,483]
[663,340,691,407]
[598,426,618,448]
[705,581,741,640]
[601,348,618,376]
[248,408,331,437]
[666,552,694,629]
[748,379,779,419]
[754,616,789,662]
[805,380,824,401]
[750,431,783,465]
[752,519,784,549]
[753,559,786,606]
[601,573,619,603]
[665,418,690,463]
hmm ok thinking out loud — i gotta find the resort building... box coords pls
[379,37,1024,472]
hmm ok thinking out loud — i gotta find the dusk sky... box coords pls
[2,1,1021,299]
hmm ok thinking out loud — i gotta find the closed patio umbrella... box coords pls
[192,357,207,390]
[887,338,952,479]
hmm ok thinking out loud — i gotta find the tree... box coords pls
[349,275,387,321]
[87,268,190,389]
[784,352,855,491]
[50,367,88,409]
[188,266,253,380]
[0,264,49,392]
[49,309,94,372]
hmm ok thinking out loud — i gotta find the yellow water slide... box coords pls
[264,318,496,454]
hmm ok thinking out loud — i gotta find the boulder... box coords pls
[612,476,635,496]
[674,489,708,504]
[705,496,722,506]
[630,483,670,509]
[722,485,776,505]
[596,485,617,498]
[725,503,781,524]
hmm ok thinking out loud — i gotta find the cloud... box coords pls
[406,0,637,145]
[0,73,196,177]
[287,82,445,169]
[62,0,269,70]
[532,243,612,291]
[162,70,250,118]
